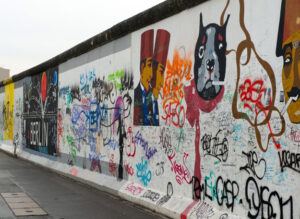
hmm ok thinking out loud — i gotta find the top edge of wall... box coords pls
[0,0,209,87]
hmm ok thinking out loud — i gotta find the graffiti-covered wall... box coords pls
[23,68,58,155]
[58,43,132,175]
[0,0,299,218]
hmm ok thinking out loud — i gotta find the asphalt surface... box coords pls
[0,151,167,219]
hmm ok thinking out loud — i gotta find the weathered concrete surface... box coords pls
[0,151,168,219]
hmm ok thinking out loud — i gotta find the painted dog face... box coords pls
[194,13,229,101]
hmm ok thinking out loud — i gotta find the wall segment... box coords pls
[0,0,299,218]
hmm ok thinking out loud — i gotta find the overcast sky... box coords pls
[0,0,165,76]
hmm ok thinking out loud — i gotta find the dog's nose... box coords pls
[206,59,215,72]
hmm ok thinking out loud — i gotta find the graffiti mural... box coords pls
[57,60,133,180]
[161,48,192,128]
[134,29,170,126]
[194,13,229,103]
[184,13,230,200]
[23,68,58,155]
[0,0,299,218]
[228,0,286,152]
[4,83,14,140]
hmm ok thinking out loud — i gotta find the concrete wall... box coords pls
[0,0,299,218]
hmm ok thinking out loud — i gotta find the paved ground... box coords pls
[0,151,167,219]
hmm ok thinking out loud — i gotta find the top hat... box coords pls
[140,29,154,61]
[276,0,300,56]
[153,29,170,67]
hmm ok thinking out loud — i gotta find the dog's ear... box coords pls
[223,14,230,29]
[200,13,204,31]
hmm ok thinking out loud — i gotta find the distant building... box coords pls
[0,67,10,82]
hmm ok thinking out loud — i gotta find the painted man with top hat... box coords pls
[150,29,170,126]
[134,29,170,126]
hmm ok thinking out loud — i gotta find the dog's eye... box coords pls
[199,46,204,59]
[219,43,223,50]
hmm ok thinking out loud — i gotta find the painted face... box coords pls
[282,31,300,123]
[140,57,153,92]
[152,63,165,99]
[194,14,229,101]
